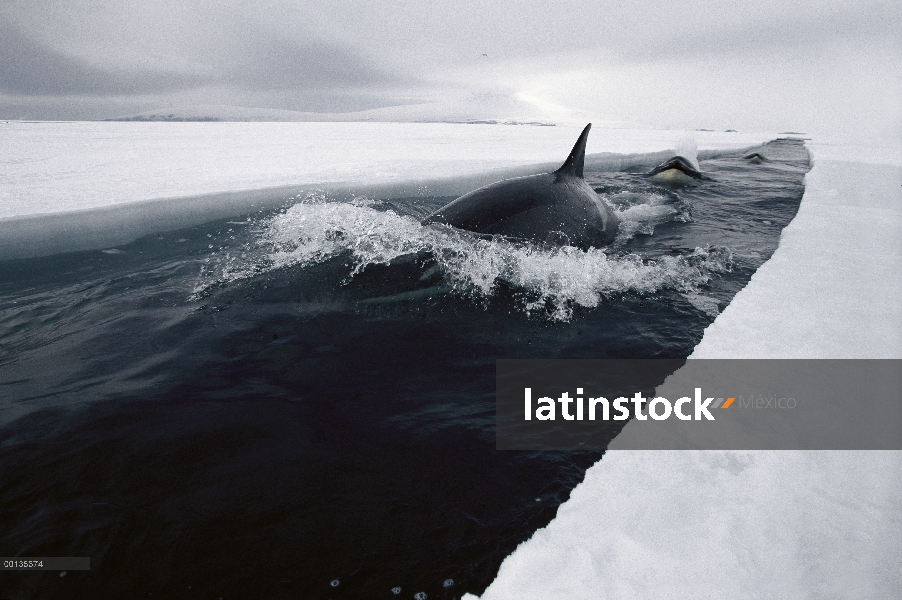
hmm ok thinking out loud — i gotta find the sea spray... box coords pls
[192,197,732,321]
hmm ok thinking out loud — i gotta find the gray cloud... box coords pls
[215,26,404,92]
[0,0,897,131]
[283,0,899,70]
[0,21,201,96]
[0,11,411,111]
[607,3,901,63]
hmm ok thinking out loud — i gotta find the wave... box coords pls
[194,196,732,321]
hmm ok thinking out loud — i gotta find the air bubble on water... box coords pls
[330,579,340,587]
[443,579,454,588]
[391,587,402,595]
[414,593,427,600]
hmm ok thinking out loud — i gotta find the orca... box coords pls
[743,152,766,164]
[421,124,619,250]
[646,156,702,185]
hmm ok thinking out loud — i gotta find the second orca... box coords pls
[646,155,702,185]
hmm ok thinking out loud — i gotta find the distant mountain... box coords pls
[111,114,222,122]
[106,99,571,125]
[107,104,325,122]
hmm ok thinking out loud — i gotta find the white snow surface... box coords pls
[691,145,902,359]
[466,140,902,599]
[1,121,767,220]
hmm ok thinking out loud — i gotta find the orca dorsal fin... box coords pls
[555,123,591,178]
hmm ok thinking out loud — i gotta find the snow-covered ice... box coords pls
[465,139,902,599]
[0,121,768,220]
[470,451,900,600]
[691,147,902,359]
[0,122,766,260]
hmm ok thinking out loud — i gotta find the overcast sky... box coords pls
[1,0,899,138]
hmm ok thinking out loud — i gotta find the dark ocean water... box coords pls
[0,139,809,599]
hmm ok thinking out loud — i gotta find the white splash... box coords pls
[195,196,731,321]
